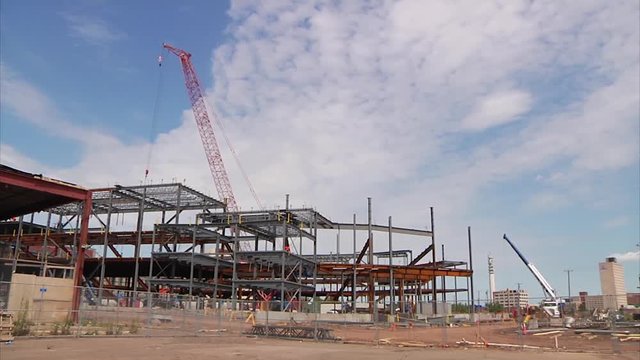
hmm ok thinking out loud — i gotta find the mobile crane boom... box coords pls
[503,234,558,300]
[503,234,562,317]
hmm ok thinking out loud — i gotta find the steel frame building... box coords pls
[1,181,474,317]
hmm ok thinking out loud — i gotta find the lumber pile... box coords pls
[456,338,549,350]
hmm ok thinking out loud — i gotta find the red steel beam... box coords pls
[0,170,88,200]
[71,192,92,322]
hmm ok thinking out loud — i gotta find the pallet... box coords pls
[0,312,14,342]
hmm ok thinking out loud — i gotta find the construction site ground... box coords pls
[1,320,638,360]
[138,315,639,354]
[1,335,638,360]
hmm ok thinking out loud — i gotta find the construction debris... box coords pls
[457,338,548,350]
[197,329,227,333]
[574,329,631,335]
[532,330,563,336]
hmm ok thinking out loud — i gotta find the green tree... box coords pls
[451,303,470,313]
[486,302,504,313]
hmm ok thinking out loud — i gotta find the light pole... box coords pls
[564,269,573,301]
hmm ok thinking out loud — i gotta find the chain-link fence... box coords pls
[2,282,638,354]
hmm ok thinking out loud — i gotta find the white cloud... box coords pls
[608,251,640,263]
[0,144,49,174]
[61,13,125,46]
[209,0,639,221]
[0,63,116,146]
[528,192,569,209]
[460,90,533,131]
[604,216,630,228]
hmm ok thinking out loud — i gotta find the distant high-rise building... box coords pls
[599,257,627,310]
[488,256,496,302]
[493,289,528,309]
[571,291,604,311]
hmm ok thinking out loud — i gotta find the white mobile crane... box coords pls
[503,234,563,318]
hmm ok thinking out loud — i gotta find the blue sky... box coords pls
[1,1,639,300]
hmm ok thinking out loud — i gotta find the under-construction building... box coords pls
[0,164,473,320]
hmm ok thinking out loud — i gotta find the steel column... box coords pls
[388,216,394,315]
[40,212,52,276]
[430,207,437,315]
[71,192,92,322]
[352,213,357,313]
[133,187,147,295]
[98,190,113,305]
[468,226,475,319]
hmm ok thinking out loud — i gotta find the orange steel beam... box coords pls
[318,263,471,278]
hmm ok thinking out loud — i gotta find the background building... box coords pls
[493,289,528,309]
[488,256,496,302]
[599,257,628,310]
[571,291,604,311]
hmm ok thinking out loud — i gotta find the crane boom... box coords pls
[163,43,238,211]
[503,234,558,300]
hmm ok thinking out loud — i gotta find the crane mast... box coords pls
[163,43,238,212]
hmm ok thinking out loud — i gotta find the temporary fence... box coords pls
[1,281,637,354]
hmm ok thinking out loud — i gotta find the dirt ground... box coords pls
[115,314,639,353]
[0,336,637,360]
[327,322,640,353]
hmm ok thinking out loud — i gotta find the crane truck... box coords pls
[502,234,563,318]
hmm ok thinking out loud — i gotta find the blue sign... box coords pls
[39,287,47,293]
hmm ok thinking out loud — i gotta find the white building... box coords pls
[488,256,496,302]
[599,257,627,310]
[493,289,528,309]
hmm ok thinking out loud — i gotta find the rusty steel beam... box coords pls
[409,244,433,265]
[108,244,123,258]
[0,168,88,201]
[71,192,92,322]
[318,264,472,278]
[331,240,369,300]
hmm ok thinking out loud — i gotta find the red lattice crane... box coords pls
[163,43,239,212]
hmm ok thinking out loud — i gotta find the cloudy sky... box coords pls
[1,0,638,299]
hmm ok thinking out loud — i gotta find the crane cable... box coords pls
[144,50,165,183]
[206,99,264,210]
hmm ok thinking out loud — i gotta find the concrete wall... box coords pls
[7,273,74,323]
[420,302,451,316]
